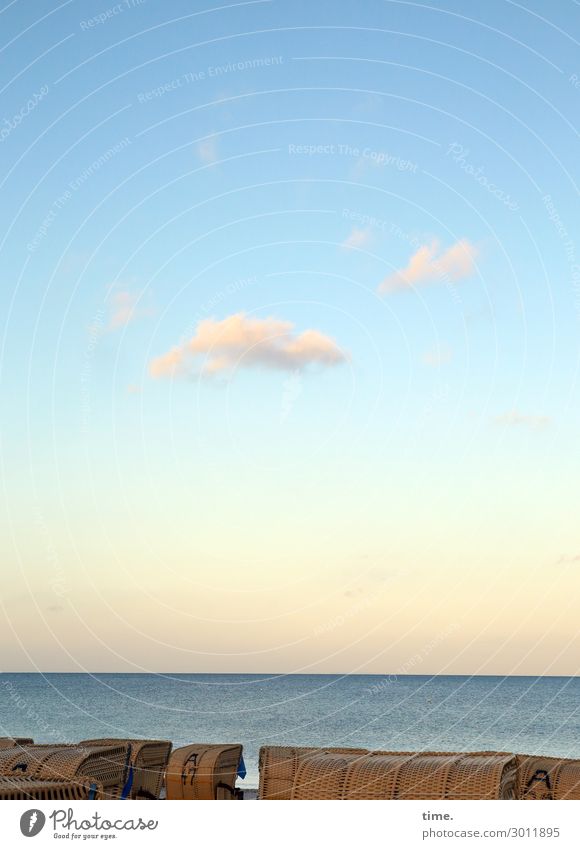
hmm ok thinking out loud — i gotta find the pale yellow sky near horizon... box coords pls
[2,490,579,675]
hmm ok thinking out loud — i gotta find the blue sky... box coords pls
[0,0,579,673]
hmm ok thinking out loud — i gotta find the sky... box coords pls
[0,0,579,674]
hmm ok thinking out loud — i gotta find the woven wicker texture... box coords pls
[393,753,460,799]
[37,746,129,797]
[80,738,172,799]
[166,744,243,800]
[446,753,516,800]
[516,756,580,800]
[279,749,517,800]
[343,754,419,800]
[0,744,129,798]
[0,776,103,800]
[258,746,369,800]
[0,738,34,749]
[291,753,363,800]
[0,745,62,775]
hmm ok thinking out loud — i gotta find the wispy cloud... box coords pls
[149,313,348,379]
[422,344,452,367]
[557,554,580,565]
[379,239,478,294]
[107,290,152,330]
[280,369,302,423]
[341,226,372,250]
[196,136,218,164]
[493,410,551,430]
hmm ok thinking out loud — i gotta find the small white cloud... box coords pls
[557,554,580,565]
[196,136,218,164]
[493,410,550,430]
[150,313,348,379]
[106,290,152,331]
[341,227,372,251]
[422,344,453,367]
[379,239,478,294]
[108,291,138,329]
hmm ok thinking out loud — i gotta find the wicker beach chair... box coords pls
[291,752,361,800]
[0,745,59,776]
[0,776,102,800]
[366,751,517,800]
[285,749,517,800]
[37,746,129,798]
[258,746,369,800]
[516,755,580,800]
[0,738,34,748]
[165,744,243,800]
[0,744,129,798]
[80,738,172,799]
[343,753,413,799]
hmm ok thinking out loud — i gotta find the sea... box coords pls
[1,674,579,789]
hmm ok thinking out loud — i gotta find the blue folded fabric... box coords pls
[237,755,247,780]
[120,763,134,799]
[120,744,134,799]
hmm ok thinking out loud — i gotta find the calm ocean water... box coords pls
[1,674,579,788]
